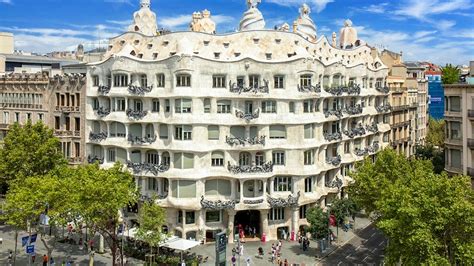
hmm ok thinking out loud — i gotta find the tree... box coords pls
[441,64,460,84]
[426,118,445,148]
[136,197,166,264]
[306,206,329,240]
[0,121,66,191]
[415,145,445,174]
[349,148,474,264]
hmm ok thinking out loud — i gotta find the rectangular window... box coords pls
[54,116,60,130]
[152,99,160,112]
[175,125,192,140]
[113,74,128,87]
[159,124,168,139]
[269,125,286,139]
[274,75,284,89]
[304,124,314,139]
[165,99,170,112]
[204,98,211,113]
[173,153,194,169]
[175,98,192,113]
[38,113,43,121]
[114,98,126,111]
[213,75,226,88]
[108,149,116,162]
[450,149,462,168]
[273,176,292,192]
[299,205,308,219]
[147,177,158,191]
[3,112,9,124]
[211,152,224,167]
[272,151,285,165]
[185,211,195,224]
[217,100,231,113]
[140,75,148,87]
[176,74,191,87]
[249,75,259,88]
[304,177,313,193]
[450,122,461,140]
[304,150,314,165]
[206,211,221,223]
[262,101,277,113]
[157,74,165,87]
[14,112,20,123]
[289,102,295,113]
[303,100,314,113]
[300,74,312,87]
[344,142,350,153]
[208,125,220,140]
[450,97,461,112]
[269,208,285,221]
[92,75,99,87]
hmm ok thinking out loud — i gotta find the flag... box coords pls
[21,236,29,247]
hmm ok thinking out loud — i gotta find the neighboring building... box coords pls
[0,53,80,76]
[444,83,474,185]
[85,0,390,242]
[406,61,428,146]
[0,72,86,165]
[0,32,14,54]
[426,63,444,119]
[380,51,417,157]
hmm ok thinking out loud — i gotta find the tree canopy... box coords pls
[441,64,460,84]
[136,197,166,254]
[426,118,445,148]
[306,206,329,240]
[349,148,474,264]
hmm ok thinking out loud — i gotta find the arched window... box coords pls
[255,152,264,166]
[129,123,142,137]
[162,152,170,166]
[130,150,141,163]
[110,122,126,137]
[146,150,159,164]
[146,124,155,138]
[239,152,251,166]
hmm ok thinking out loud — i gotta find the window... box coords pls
[269,125,286,139]
[304,150,314,165]
[239,152,251,166]
[272,151,285,165]
[176,74,191,87]
[237,76,245,87]
[185,211,195,224]
[255,152,265,166]
[304,177,313,193]
[208,125,220,140]
[162,152,171,165]
[177,211,183,224]
[110,122,126,137]
[304,124,314,139]
[174,153,194,169]
[217,100,231,113]
[92,98,99,110]
[147,177,158,191]
[175,98,192,113]
[165,99,170,112]
[344,142,350,153]
[450,97,461,112]
[245,101,254,114]
[152,99,160,112]
[249,75,259,88]
[38,113,44,121]
[204,98,211,113]
[146,151,159,164]
[156,73,165,87]
[274,176,292,192]
[159,124,169,139]
[289,102,295,113]
[107,148,116,162]
[14,112,19,123]
[274,76,284,89]
[300,74,312,87]
[299,205,309,219]
[2,112,8,124]
[262,101,277,113]
[450,122,461,139]
[140,74,147,87]
[206,211,221,223]
[303,100,314,113]
[92,75,99,87]
[113,98,126,111]
[113,74,128,87]
[213,75,226,88]
[211,151,224,166]
[171,180,196,198]
[175,125,192,140]
[450,149,462,168]
[269,208,284,221]
[205,179,231,196]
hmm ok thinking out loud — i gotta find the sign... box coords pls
[21,236,29,247]
[215,232,227,266]
[26,245,34,254]
[30,234,37,244]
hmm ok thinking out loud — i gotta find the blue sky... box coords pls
[0,0,473,65]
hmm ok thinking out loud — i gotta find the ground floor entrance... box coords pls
[234,210,261,239]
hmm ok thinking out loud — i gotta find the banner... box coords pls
[21,236,29,247]
[30,234,37,243]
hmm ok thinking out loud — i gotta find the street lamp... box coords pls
[326,203,332,251]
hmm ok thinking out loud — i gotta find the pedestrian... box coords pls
[8,250,13,266]
[271,249,275,263]
[239,243,244,256]
[231,255,236,266]
[283,259,289,266]
[252,227,256,238]
[245,257,251,266]
[43,254,49,266]
[276,255,281,265]
[50,257,55,266]
[32,253,36,263]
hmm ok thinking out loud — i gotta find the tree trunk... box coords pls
[13,229,18,266]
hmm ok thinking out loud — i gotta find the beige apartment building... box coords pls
[406,62,428,146]
[444,83,474,184]
[0,73,86,165]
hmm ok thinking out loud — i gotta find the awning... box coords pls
[159,238,201,251]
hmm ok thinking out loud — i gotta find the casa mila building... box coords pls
[86,0,390,242]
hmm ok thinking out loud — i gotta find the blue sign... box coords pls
[26,245,34,254]
[21,236,29,247]
[30,234,37,243]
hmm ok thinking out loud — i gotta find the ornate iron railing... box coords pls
[126,161,170,176]
[96,107,110,118]
[229,80,269,94]
[235,109,260,121]
[98,85,110,95]
[366,122,378,133]
[127,135,157,145]
[267,191,300,208]
[200,196,236,210]
[126,109,148,120]
[87,155,104,164]
[297,84,321,93]
[227,161,273,174]
[343,124,366,138]
[376,104,392,113]
[324,132,342,142]
[354,142,380,156]
[324,84,361,96]
[326,155,342,166]
[226,136,266,146]
[139,193,168,202]
[128,84,153,95]
[325,176,343,190]
[324,109,343,119]
[343,104,363,115]
[376,86,390,94]
[89,132,107,142]
[242,199,264,205]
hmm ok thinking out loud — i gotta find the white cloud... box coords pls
[104,0,133,6]
[359,3,389,14]
[0,0,12,4]
[413,30,437,39]
[266,0,334,13]
[106,20,132,26]
[394,0,472,20]
[158,14,234,30]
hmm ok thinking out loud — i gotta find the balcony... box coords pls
[324,84,361,96]
[343,124,366,138]
[469,110,474,119]
[392,121,410,128]
[226,135,266,146]
[325,176,344,190]
[229,80,269,94]
[200,196,236,210]
[376,104,392,113]
[87,155,104,164]
[141,192,168,202]
[366,122,378,133]
[227,161,273,174]
[375,86,390,94]
[54,130,74,137]
[324,132,342,142]
[326,155,342,166]
[235,109,259,122]
[89,132,107,142]
[98,85,110,95]
[445,165,463,174]
[128,84,153,95]
[267,191,300,208]
[126,109,148,120]
[343,104,363,116]
[324,109,343,119]
[468,138,474,149]
[55,106,80,113]
[392,105,409,112]
[128,135,157,145]
[126,161,170,176]
[354,142,380,156]
[96,107,110,118]
[297,84,321,93]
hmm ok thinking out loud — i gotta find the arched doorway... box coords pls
[234,210,260,239]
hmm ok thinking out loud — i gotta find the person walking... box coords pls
[43,254,49,266]
[231,255,236,266]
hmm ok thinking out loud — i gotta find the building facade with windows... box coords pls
[86,0,390,242]
[406,61,428,147]
[426,66,444,120]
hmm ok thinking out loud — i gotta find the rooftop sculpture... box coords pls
[128,0,158,36]
[190,9,216,34]
[293,4,317,42]
[239,0,265,31]
[339,19,359,49]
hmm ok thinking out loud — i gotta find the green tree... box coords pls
[426,118,445,148]
[136,197,166,264]
[415,145,445,174]
[441,64,460,84]
[349,148,474,264]
[0,121,66,191]
[306,206,329,240]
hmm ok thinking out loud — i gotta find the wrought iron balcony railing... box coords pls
[324,132,342,142]
[375,86,390,94]
[324,109,343,119]
[235,109,260,121]
[326,155,342,166]
[128,135,157,145]
[89,132,107,142]
[354,142,380,156]
[325,176,343,190]
[226,135,266,146]
[87,155,104,164]
[324,84,361,96]
[98,85,110,95]
[139,193,168,202]
[229,80,269,94]
[267,191,300,208]
[298,84,321,93]
[366,122,379,133]
[200,196,236,210]
[126,109,148,120]
[96,107,110,118]
[126,161,170,176]
[343,104,363,115]
[242,199,265,205]
[343,124,366,138]
[227,161,273,174]
[128,84,153,95]
[376,104,392,113]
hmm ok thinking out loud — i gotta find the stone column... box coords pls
[291,207,299,239]
[197,209,205,243]
[240,180,244,200]
[227,210,236,243]
[182,210,186,237]
[260,209,269,240]
[99,234,104,253]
